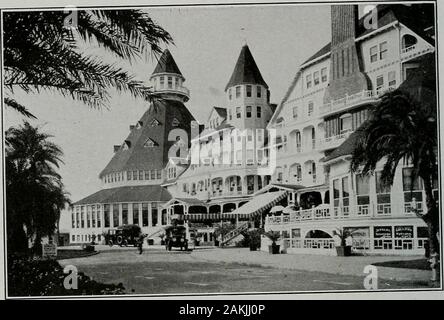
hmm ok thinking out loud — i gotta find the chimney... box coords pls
[323,5,370,103]
[113,145,120,152]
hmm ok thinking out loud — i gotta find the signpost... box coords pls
[42,243,57,259]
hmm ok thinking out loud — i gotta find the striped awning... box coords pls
[230,190,288,217]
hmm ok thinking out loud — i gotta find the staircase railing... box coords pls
[220,222,250,246]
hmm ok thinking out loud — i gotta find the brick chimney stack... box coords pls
[323,5,370,103]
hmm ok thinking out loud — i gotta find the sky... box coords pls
[3,4,370,230]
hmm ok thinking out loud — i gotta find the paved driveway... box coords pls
[58,248,432,295]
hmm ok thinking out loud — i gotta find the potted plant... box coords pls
[264,231,281,254]
[247,228,263,251]
[333,228,351,256]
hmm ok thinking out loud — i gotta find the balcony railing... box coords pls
[266,200,425,226]
[317,130,353,151]
[320,89,377,116]
[400,44,434,62]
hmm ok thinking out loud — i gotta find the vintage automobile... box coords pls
[164,225,189,251]
[106,224,142,247]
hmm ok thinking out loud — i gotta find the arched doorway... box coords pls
[305,230,332,239]
[300,192,322,209]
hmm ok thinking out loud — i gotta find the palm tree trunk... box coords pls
[420,174,440,282]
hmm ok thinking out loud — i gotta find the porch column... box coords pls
[118,203,123,226]
[138,203,142,228]
[157,204,162,226]
[320,190,326,204]
[128,202,133,225]
[296,193,301,207]
[148,203,152,227]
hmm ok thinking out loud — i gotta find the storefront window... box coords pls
[104,204,110,227]
[122,203,128,225]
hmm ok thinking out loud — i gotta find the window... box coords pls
[112,204,119,227]
[150,119,160,126]
[160,76,164,88]
[150,170,155,179]
[313,71,320,85]
[246,85,252,97]
[228,88,232,100]
[356,174,370,205]
[293,106,298,119]
[321,67,328,82]
[340,113,352,133]
[342,176,350,207]
[306,74,312,88]
[174,77,179,89]
[370,45,378,63]
[388,71,396,88]
[104,204,110,227]
[228,109,232,120]
[257,86,262,98]
[379,41,388,60]
[167,76,173,88]
[152,203,158,226]
[376,75,384,94]
[139,170,144,180]
[257,106,262,118]
[133,170,138,180]
[142,203,149,227]
[307,101,314,117]
[156,170,161,179]
[246,106,252,118]
[122,203,128,225]
[145,171,150,180]
[235,86,241,98]
[236,107,241,119]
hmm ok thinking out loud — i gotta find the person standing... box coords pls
[137,233,146,254]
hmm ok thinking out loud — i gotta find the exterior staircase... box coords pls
[220,222,250,247]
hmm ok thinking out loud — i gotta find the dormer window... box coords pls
[172,118,180,127]
[150,119,160,126]
[136,121,143,129]
[122,140,131,150]
[144,138,157,148]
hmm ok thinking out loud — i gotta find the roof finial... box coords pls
[240,27,247,46]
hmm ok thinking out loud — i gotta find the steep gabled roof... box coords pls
[73,185,172,205]
[99,99,195,178]
[225,45,268,91]
[152,49,183,76]
[213,107,227,118]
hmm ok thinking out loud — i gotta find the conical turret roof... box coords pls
[225,44,268,91]
[152,49,183,76]
[99,99,194,178]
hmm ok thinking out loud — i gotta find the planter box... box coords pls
[268,244,280,254]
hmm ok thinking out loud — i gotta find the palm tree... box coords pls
[6,122,70,255]
[350,53,439,279]
[3,9,173,118]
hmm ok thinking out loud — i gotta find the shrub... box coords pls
[8,254,125,296]
[83,244,95,252]
[264,231,281,245]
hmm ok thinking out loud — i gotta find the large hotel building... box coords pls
[69,4,437,255]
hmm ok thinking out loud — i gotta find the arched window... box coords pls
[402,34,417,50]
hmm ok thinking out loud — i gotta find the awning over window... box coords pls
[230,190,288,217]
